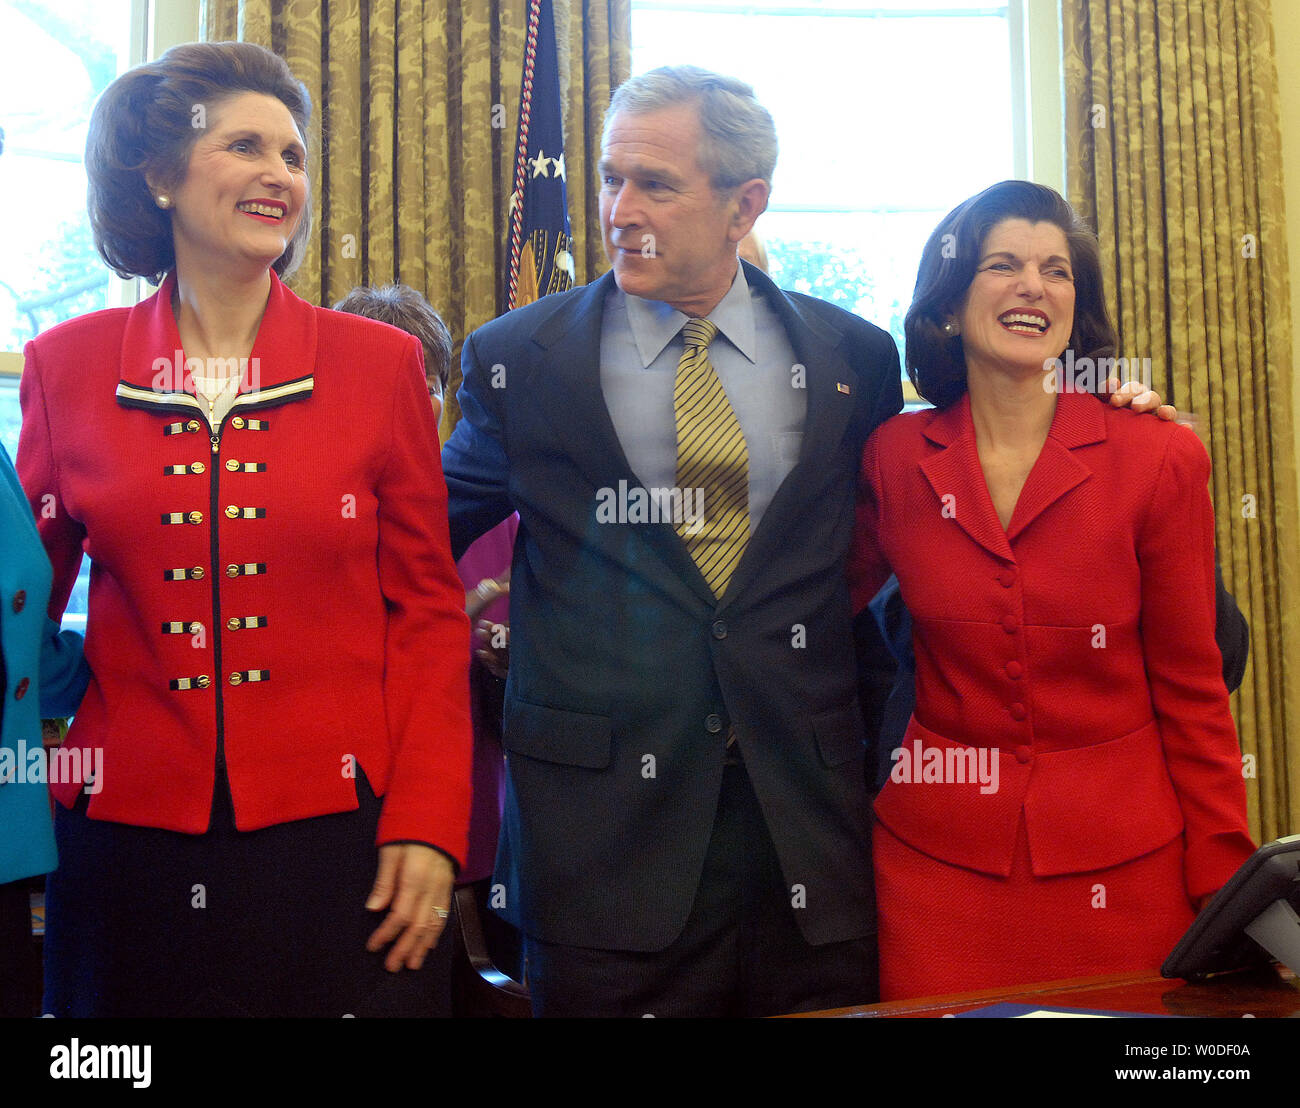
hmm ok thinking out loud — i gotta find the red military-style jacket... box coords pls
[18,272,472,863]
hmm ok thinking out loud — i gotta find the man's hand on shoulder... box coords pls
[1101,376,1177,421]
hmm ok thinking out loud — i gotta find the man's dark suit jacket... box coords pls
[442,261,903,952]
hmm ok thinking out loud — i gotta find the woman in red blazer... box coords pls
[17,43,471,1016]
[849,181,1255,1001]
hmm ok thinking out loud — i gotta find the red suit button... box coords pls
[1005,660,1023,679]
[1008,702,1027,721]
[1001,614,1018,633]
[1014,745,1032,764]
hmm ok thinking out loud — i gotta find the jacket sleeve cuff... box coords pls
[376,838,461,880]
[1184,830,1256,903]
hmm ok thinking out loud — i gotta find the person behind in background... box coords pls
[849,180,1255,1000]
[19,42,471,1017]
[334,283,516,907]
[0,443,88,1017]
[333,284,452,411]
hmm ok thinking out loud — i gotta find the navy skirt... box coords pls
[42,770,452,1017]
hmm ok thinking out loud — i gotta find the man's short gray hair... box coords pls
[604,65,778,189]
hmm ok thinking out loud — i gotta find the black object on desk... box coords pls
[1163,834,1300,981]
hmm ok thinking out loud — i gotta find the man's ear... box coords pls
[729,178,770,243]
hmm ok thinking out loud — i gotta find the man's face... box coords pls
[598,104,745,315]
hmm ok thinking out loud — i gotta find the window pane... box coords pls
[0,374,20,459]
[0,0,132,351]
[631,1,1017,376]
[761,209,951,358]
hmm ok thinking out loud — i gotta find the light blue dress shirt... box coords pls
[598,264,805,531]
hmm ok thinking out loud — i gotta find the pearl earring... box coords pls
[942,319,958,336]
[155,194,172,210]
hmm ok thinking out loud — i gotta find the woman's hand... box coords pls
[365,843,455,971]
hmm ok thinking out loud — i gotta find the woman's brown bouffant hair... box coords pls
[85,41,312,285]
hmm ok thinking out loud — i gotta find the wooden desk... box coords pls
[792,965,1300,1017]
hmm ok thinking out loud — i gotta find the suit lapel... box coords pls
[716,264,862,604]
[920,397,1014,562]
[919,391,1106,560]
[527,273,717,608]
[529,271,640,494]
[1005,390,1104,543]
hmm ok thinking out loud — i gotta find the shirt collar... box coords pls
[621,262,758,367]
[119,269,318,392]
[114,270,318,418]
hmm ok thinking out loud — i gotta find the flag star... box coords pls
[552,152,566,181]
[528,149,551,178]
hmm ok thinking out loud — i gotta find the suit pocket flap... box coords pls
[1023,720,1184,875]
[813,704,867,767]
[504,699,612,769]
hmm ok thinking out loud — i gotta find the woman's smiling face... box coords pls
[163,91,308,278]
[956,218,1076,380]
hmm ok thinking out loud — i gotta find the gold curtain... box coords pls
[203,0,631,430]
[1063,0,1300,842]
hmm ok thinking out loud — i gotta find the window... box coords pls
[0,0,136,351]
[1,0,201,632]
[630,0,1063,396]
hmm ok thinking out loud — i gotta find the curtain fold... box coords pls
[1063,0,1299,842]
[203,0,631,429]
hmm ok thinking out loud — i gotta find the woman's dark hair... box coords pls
[332,285,454,395]
[85,41,312,284]
[905,180,1117,408]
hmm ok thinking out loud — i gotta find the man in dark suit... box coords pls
[442,65,901,1016]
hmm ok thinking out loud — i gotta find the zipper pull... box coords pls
[211,430,220,455]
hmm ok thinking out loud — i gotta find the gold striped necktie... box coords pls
[673,318,750,597]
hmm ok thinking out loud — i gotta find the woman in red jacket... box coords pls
[849,180,1255,1000]
[18,42,472,1016]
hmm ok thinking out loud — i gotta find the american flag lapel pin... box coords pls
[836,382,851,395]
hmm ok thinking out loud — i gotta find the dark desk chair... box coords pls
[452,884,531,1017]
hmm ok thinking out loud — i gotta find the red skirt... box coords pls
[874,814,1196,1001]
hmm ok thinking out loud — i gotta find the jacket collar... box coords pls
[919,389,1107,559]
[116,270,316,418]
